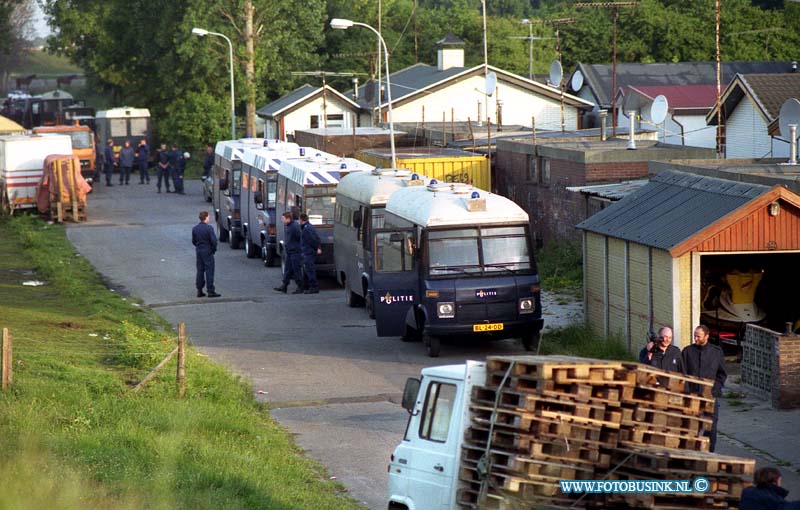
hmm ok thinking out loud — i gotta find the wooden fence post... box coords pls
[177,322,186,398]
[2,328,11,390]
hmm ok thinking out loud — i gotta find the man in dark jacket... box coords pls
[202,145,214,179]
[103,139,115,186]
[638,326,684,374]
[299,212,322,294]
[740,466,800,510]
[683,324,727,452]
[137,139,150,184]
[192,210,220,298]
[274,212,303,293]
[156,144,171,193]
[167,145,183,194]
[118,140,135,185]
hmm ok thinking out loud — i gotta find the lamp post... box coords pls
[192,27,236,140]
[330,18,397,169]
[521,19,533,81]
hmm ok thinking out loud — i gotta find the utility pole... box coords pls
[715,0,722,157]
[511,20,554,81]
[414,0,419,63]
[575,2,638,137]
[244,0,256,137]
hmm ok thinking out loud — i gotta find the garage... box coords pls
[577,170,800,351]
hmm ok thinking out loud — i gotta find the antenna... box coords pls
[485,72,497,96]
[571,69,584,92]
[575,2,640,137]
[549,60,563,87]
[650,95,668,124]
[778,98,800,141]
[291,71,365,131]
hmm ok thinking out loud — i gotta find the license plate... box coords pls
[473,323,503,332]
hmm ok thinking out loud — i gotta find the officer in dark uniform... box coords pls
[118,140,135,185]
[299,212,322,294]
[93,139,103,183]
[137,139,150,184]
[103,139,115,186]
[192,210,220,298]
[167,145,183,194]
[156,143,171,193]
[202,145,214,179]
[273,211,304,293]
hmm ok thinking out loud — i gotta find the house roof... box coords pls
[577,170,771,254]
[436,33,465,46]
[573,61,796,109]
[566,180,649,201]
[707,73,800,127]
[627,85,719,111]
[257,84,360,119]
[355,63,593,111]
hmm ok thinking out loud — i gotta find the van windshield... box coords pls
[305,195,336,225]
[69,131,93,149]
[427,225,531,277]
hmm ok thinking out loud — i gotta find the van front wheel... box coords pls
[424,335,441,357]
[521,330,540,351]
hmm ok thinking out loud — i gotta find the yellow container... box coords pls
[356,148,491,191]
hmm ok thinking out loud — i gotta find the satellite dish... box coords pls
[779,98,800,140]
[650,95,669,124]
[549,60,563,88]
[485,72,497,96]
[571,70,584,92]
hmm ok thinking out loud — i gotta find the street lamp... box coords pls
[192,27,236,140]
[330,18,397,169]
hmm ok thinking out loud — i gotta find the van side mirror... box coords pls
[353,210,362,229]
[254,190,263,204]
[219,178,229,191]
[401,377,420,413]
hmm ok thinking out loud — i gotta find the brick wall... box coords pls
[742,324,800,409]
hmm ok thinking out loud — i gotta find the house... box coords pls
[569,61,797,128]
[256,84,361,141]
[355,34,594,131]
[494,134,713,245]
[615,85,719,148]
[706,73,800,159]
[577,170,800,352]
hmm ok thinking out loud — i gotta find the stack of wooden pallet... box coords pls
[457,355,754,510]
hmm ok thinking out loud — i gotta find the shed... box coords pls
[577,170,800,351]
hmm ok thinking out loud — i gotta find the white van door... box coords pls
[403,378,459,510]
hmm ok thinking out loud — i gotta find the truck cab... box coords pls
[275,153,373,276]
[334,169,431,316]
[388,361,485,510]
[239,142,306,264]
[33,124,96,181]
[372,182,544,357]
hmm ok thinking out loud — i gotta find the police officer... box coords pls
[167,145,183,194]
[273,211,304,294]
[202,145,214,179]
[137,139,150,184]
[103,138,115,186]
[118,140,135,185]
[683,324,727,452]
[192,210,221,298]
[156,143,171,193]
[299,212,322,294]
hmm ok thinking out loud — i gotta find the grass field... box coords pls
[6,49,82,76]
[0,216,360,510]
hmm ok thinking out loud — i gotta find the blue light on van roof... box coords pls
[430,179,439,185]
[471,191,480,199]
[299,148,305,156]
[340,163,347,169]
[411,173,420,180]
[263,140,269,146]
[316,153,322,157]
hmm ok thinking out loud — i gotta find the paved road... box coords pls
[66,179,539,509]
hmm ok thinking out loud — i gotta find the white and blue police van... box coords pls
[239,142,308,265]
[371,182,544,357]
[275,152,373,277]
[212,138,270,247]
[334,168,432,317]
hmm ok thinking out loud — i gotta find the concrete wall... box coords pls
[743,324,800,409]
[391,75,580,131]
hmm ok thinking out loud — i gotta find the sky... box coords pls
[32,2,51,38]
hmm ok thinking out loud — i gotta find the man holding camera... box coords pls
[639,326,684,374]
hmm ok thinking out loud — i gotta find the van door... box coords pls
[372,228,418,337]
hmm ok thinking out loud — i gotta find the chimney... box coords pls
[627,110,637,150]
[436,33,465,71]
[599,109,608,141]
[352,77,359,100]
[789,124,797,165]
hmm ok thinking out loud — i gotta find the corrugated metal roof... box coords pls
[577,170,770,250]
[566,180,649,200]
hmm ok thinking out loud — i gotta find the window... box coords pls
[327,114,344,128]
[257,179,265,205]
[69,131,93,149]
[428,229,481,275]
[223,169,231,197]
[481,226,532,273]
[231,169,242,196]
[375,231,415,272]
[110,119,127,137]
[426,226,533,277]
[419,382,457,442]
[527,155,538,182]
[130,118,148,136]
[310,115,319,129]
[305,195,336,224]
[267,178,277,209]
[541,158,551,185]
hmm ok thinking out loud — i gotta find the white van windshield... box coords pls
[427,225,531,276]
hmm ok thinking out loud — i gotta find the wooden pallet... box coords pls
[621,385,715,416]
[624,362,715,398]
[619,428,710,452]
[50,203,87,222]
[621,406,713,435]
[468,414,620,450]
[463,439,610,468]
[460,446,595,481]
[487,356,634,387]
[611,447,756,477]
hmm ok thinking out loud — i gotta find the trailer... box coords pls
[0,134,73,214]
[95,107,152,160]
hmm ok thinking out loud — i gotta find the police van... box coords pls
[212,138,267,248]
[334,168,431,317]
[276,152,373,277]
[239,142,307,265]
[371,182,544,357]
